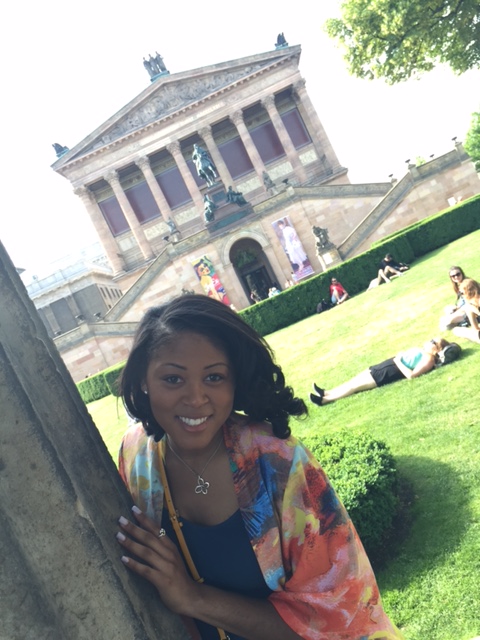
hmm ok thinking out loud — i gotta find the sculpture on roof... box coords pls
[143,52,168,79]
[275,33,288,49]
[192,144,218,187]
[52,143,69,158]
[154,52,166,73]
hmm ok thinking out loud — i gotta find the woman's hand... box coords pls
[116,506,200,615]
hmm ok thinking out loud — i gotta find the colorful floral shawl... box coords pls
[119,419,404,640]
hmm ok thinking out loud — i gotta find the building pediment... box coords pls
[53,46,301,170]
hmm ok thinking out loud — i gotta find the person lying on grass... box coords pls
[453,278,480,344]
[310,337,450,406]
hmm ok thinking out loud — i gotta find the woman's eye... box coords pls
[206,373,224,382]
[164,375,182,384]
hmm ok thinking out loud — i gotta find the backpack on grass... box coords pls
[436,342,462,367]
[316,298,333,314]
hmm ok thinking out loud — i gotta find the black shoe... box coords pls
[313,383,325,398]
[310,392,324,407]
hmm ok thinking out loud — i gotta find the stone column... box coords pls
[229,110,266,184]
[74,186,126,275]
[135,155,172,223]
[261,95,308,183]
[263,244,289,286]
[105,170,155,261]
[166,141,204,210]
[292,78,341,173]
[42,304,61,334]
[65,293,83,319]
[0,241,189,640]
[198,125,235,188]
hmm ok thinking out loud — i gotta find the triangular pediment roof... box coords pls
[53,45,301,170]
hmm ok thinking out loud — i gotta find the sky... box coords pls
[1,0,479,275]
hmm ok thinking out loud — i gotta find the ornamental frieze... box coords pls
[89,64,265,152]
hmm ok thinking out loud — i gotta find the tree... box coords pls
[325,0,480,83]
[465,111,480,171]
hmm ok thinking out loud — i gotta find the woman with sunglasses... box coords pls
[453,278,480,344]
[310,337,450,406]
[439,266,470,330]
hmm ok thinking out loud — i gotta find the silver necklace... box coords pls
[166,437,222,495]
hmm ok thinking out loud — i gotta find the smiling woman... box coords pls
[116,295,404,640]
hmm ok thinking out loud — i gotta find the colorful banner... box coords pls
[192,256,231,306]
[272,216,314,281]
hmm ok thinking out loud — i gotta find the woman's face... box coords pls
[198,263,211,277]
[449,269,464,283]
[143,332,235,456]
[425,338,442,354]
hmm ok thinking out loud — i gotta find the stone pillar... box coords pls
[135,155,173,223]
[74,186,126,275]
[105,170,155,261]
[292,78,341,173]
[263,244,289,286]
[261,95,308,183]
[42,304,61,334]
[166,141,204,210]
[0,241,189,640]
[65,293,83,319]
[229,111,266,184]
[198,125,235,188]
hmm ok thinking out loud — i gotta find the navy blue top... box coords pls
[162,508,272,640]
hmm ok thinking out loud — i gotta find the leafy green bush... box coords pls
[76,362,125,402]
[302,431,399,560]
[77,373,110,404]
[103,362,125,397]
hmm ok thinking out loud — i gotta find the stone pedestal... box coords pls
[0,241,188,639]
[316,246,343,271]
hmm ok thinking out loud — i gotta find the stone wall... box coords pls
[0,241,189,639]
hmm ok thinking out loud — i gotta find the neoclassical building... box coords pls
[51,41,480,381]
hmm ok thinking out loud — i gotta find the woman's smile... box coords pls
[144,331,235,455]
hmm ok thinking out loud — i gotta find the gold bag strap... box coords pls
[158,440,230,640]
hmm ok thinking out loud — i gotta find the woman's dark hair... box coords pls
[449,265,467,295]
[121,295,307,441]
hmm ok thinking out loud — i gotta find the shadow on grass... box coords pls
[377,454,473,589]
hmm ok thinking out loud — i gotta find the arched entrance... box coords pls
[229,238,278,303]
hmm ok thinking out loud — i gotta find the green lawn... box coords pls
[89,229,480,640]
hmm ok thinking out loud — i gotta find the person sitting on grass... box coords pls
[310,337,451,406]
[452,278,480,344]
[377,253,409,285]
[439,265,471,330]
[329,277,349,304]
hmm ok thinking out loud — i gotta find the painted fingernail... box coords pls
[119,516,129,526]
[132,505,142,515]
[121,556,129,564]
[116,532,126,542]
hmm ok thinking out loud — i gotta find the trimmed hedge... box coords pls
[302,430,399,560]
[240,194,480,336]
[77,361,125,403]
